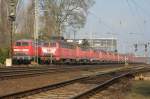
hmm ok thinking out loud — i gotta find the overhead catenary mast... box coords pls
[8,0,17,66]
[34,0,40,64]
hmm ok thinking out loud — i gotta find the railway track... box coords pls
[0,64,128,80]
[0,67,61,80]
[71,72,130,99]
[0,65,149,99]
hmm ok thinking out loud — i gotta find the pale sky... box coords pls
[73,0,150,56]
[20,0,150,56]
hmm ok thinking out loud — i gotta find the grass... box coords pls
[126,80,150,99]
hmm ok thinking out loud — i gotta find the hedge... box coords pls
[0,48,9,64]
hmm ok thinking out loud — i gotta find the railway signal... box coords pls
[134,44,138,52]
[8,0,17,66]
[145,44,148,52]
[134,42,149,57]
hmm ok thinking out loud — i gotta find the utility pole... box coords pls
[34,0,40,64]
[8,0,16,65]
[73,30,76,40]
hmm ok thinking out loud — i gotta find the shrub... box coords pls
[0,48,9,64]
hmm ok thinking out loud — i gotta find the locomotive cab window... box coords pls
[43,42,49,46]
[22,42,29,46]
[15,42,21,46]
[50,43,56,47]
[43,42,56,47]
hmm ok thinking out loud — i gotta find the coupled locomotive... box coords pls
[12,39,145,64]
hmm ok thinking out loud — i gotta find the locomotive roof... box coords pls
[16,39,33,42]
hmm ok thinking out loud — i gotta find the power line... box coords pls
[130,0,144,20]
[129,0,148,41]
[130,0,149,26]
[131,0,150,18]
[89,11,118,33]
[15,0,25,32]
[16,0,24,18]
[125,0,143,34]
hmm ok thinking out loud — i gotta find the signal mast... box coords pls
[134,42,149,56]
[8,0,17,66]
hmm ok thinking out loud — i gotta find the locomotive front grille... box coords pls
[14,52,28,56]
[13,52,32,60]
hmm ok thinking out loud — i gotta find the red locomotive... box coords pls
[12,39,146,64]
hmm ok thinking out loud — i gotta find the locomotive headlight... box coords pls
[14,49,20,51]
[14,49,29,52]
[22,49,29,52]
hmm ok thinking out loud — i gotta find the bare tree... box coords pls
[42,0,95,38]
[0,0,19,46]
[12,0,95,40]
[0,0,10,47]
[15,0,34,39]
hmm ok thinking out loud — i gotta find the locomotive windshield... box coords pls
[43,42,56,47]
[15,42,29,46]
[50,43,56,47]
[22,42,29,46]
[15,42,21,46]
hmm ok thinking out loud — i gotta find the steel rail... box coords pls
[0,65,149,98]
[0,64,127,80]
[0,67,126,99]
[0,76,89,99]
[71,67,150,99]
[71,72,131,99]
[0,65,141,99]
[0,64,147,81]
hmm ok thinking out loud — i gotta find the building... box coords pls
[66,38,117,52]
